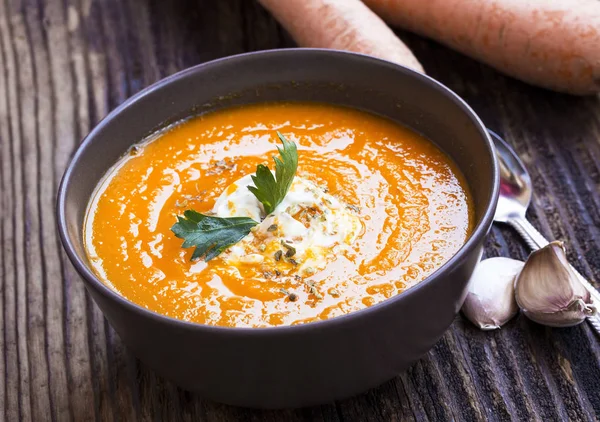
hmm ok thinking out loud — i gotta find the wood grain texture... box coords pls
[0,0,599,420]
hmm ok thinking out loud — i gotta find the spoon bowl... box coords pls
[489,130,532,223]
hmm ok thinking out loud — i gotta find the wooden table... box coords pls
[1,0,599,420]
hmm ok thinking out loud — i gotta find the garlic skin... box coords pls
[515,241,597,327]
[462,257,524,330]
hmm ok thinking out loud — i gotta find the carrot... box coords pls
[363,0,600,95]
[258,0,424,73]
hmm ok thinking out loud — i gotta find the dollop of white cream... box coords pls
[213,174,263,221]
[212,174,362,272]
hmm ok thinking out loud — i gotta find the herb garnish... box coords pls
[171,210,257,261]
[171,133,298,262]
[247,132,298,215]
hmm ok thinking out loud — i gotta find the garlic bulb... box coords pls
[462,257,524,330]
[515,241,597,327]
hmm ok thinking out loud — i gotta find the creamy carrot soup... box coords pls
[85,102,474,327]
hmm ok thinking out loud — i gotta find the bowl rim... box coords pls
[56,48,499,336]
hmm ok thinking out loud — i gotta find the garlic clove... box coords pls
[514,241,597,327]
[462,257,524,330]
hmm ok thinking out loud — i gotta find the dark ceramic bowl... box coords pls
[57,49,498,409]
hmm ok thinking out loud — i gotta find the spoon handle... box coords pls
[589,313,600,334]
[508,215,600,332]
[507,215,550,250]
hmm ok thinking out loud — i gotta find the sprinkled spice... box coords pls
[129,145,141,156]
[185,187,206,202]
[346,204,361,213]
[267,224,278,232]
[281,241,296,258]
[263,271,273,279]
[194,184,205,194]
[279,288,299,302]
[274,250,283,261]
[206,159,235,175]
[275,270,281,277]
[304,280,323,299]
[288,258,299,266]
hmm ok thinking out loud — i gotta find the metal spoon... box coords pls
[489,130,600,333]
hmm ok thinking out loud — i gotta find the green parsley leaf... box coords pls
[247,132,298,215]
[171,210,257,261]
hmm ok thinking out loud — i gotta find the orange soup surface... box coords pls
[85,102,474,327]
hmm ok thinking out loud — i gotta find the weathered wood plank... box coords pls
[1,0,599,421]
[1,0,34,420]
